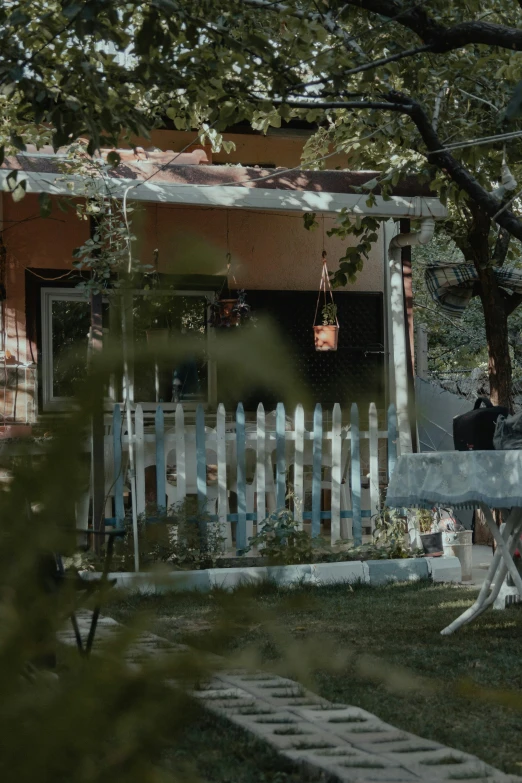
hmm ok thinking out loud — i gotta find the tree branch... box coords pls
[337,0,522,52]
[244,0,522,57]
[292,43,431,89]
[281,88,522,243]
[382,91,522,243]
[275,97,411,111]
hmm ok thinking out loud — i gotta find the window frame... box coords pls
[124,288,217,412]
[41,287,217,412]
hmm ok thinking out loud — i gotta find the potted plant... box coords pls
[209,289,252,328]
[314,302,339,351]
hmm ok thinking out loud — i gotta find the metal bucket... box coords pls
[442,530,473,581]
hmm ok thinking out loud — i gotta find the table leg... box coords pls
[481,504,522,598]
[441,507,522,636]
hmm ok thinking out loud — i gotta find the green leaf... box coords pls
[10,134,26,151]
[38,192,52,218]
[11,180,27,202]
[106,151,121,168]
[5,169,17,189]
[501,79,522,122]
[303,212,318,231]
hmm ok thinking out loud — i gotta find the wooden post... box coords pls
[90,290,105,553]
[400,218,418,452]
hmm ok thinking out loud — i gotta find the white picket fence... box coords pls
[101,401,398,549]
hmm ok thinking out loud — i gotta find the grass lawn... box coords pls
[162,707,305,783]
[107,580,522,777]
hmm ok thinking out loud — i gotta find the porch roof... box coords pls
[0,148,447,219]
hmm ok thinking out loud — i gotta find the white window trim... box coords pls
[41,287,217,412]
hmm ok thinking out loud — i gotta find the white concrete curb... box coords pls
[81,555,461,593]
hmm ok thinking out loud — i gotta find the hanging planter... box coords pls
[313,251,339,351]
[209,254,252,329]
[209,290,252,328]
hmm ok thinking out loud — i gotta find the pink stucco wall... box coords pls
[134,203,384,292]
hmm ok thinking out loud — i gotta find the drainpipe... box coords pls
[388,217,435,455]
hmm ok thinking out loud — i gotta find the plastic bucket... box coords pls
[442,530,473,581]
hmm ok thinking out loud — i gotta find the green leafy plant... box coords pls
[68,501,226,573]
[372,504,411,560]
[321,303,338,326]
[241,509,315,565]
[116,501,225,571]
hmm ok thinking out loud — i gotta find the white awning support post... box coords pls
[388,217,435,458]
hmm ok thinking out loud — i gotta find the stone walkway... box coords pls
[58,612,522,783]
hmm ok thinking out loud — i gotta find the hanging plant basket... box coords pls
[209,290,252,329]
[313,252,339,351]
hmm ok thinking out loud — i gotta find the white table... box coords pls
[386,451,522,635]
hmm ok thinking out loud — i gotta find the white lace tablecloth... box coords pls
[386,450,522,509]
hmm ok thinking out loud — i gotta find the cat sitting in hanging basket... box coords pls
[314,303,339,351]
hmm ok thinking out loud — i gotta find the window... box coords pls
[41,288,216,411]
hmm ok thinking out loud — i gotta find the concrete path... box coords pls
[58,611,522,783]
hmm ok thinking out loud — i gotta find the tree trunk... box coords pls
[467,205,513,410]
[476,265,513,409]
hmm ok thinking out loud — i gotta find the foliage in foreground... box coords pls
[0,332,303,782]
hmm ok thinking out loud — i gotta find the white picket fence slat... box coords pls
[101,402,398,552]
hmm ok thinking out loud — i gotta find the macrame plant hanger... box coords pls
[210,212,250,328]
[313,220,339,351]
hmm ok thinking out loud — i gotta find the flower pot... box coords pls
[313,325,338,351]
[214,299,240,327]
[420,531,443,555]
